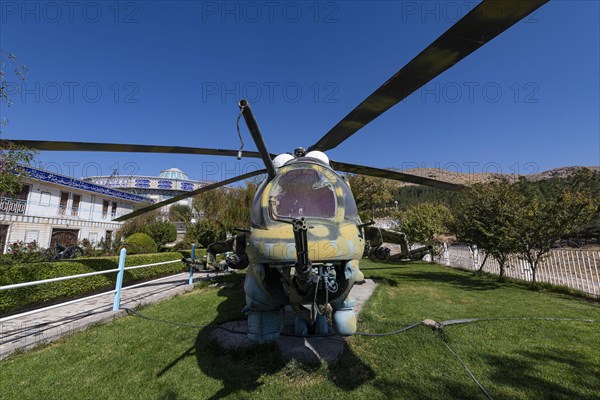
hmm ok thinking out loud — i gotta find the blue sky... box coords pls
[1,0,598,183]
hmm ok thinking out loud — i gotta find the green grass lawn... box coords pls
[1,261,598,400]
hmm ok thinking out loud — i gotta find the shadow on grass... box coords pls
[387,270,502,292]
[157,280,375,399]
[485,348,600,399]
[371,377,481,400]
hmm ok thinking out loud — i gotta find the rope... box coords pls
[440,317,597,326]
[355,322,422,337]
[441,340,493,400]
[235,107,245,159]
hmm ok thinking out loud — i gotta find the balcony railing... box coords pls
[0,198,129,222]
[0,197,27,215]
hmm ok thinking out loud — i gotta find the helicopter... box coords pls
[6,0,548,342]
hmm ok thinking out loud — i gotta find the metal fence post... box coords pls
[112,248,127,311]
[188,244,196,286]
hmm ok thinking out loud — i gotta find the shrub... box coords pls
[185,219,226,247]
[141,220,177,248]
[178,248,207,260]
[0,252,184,315]
[171,240,191,251]
[7,240,44,263]
[122,233,157,254]
[115,210,160,242]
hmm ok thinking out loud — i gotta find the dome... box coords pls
[159,168,189,180]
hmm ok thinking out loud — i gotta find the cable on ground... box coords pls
[123,308,598,400]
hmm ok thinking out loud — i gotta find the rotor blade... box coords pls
[331,160,462,191]
[113,169,267,222]
[308,0,549,152]
[6,140,275,159]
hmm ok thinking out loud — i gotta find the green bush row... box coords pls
[0,252,184,315]
[178,248,207,259]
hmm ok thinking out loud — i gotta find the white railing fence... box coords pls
[437,245,600,296]
[0,245,200,322]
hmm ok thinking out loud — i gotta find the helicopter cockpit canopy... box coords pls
[271,168,336,219]
[263,162,359,223]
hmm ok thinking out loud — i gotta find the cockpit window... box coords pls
[270,168,336,219]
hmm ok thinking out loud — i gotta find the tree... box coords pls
[115,210,160,242]
[0,50,28,115]
[168,204,193,222]
[192,182,257,233]
[185,218,226,247]
[453,180,523,277]
[513,171,598,284]
[392,185,459,213]
[347,174,394,220]
[395,203,454,246]
[141,220,177,248]
[187,181,257,247]
[0,51,35,197]
[0,141,36,197]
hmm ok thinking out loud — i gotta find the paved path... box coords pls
[0,271,227,360]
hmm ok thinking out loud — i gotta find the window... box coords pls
[40,191,51,206]
[105,231,113,247]
[111,202,118,218]
[270,168,337,219]
[88,232,98,244]
[58,192,69,215]
[25,230,39,243]
[0,225,9,254]
[0,185,30,200]
[102,200,109,219]
[71,194,81,216]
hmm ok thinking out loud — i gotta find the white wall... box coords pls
[26,182,135,222]
[1,180,141,252]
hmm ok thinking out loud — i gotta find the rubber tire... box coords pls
[44,247,59,260]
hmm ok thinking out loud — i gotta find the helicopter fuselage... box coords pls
[239,157,365,341]
[247,158,364,264]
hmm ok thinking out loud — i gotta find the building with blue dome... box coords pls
[84,167,209,210]
[159,168,189,181]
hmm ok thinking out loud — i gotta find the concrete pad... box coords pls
[211,279,378,365]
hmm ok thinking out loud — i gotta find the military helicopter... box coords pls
[7,0,547,342]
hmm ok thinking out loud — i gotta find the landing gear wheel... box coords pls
[44,247,59,260]
[363,243,371,258]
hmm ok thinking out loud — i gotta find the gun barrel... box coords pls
[292,218,311,273]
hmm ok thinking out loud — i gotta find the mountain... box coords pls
[395,166,600,186]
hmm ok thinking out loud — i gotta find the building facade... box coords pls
[85,168,213,240]
[0,166,149,253]
[84,168,209,210]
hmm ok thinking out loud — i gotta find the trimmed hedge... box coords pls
[0,252,184,315]
[178,248,207,259]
